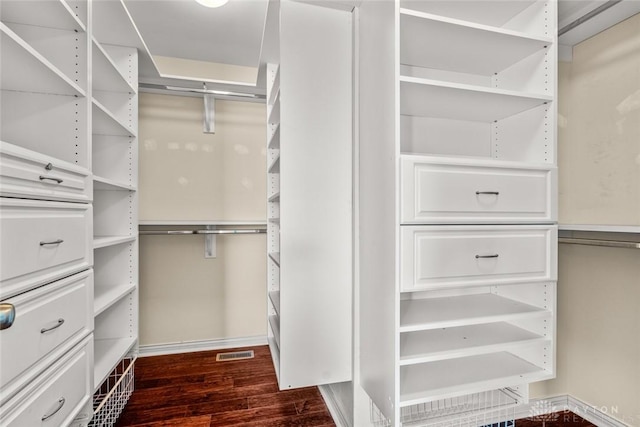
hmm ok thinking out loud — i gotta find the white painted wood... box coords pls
[400,76,552,122]
[269,315,281,349]
[0,141,92,203]
[268,123,281,149]
[93,175,135,191]
[401,225,557,291]
[139,220,267,226]
[399,292,549,333]
[0,0,85,32]
[559,224,640,234]
[0,335,92,427]
[93,190,135,238]
[92,40,136,94]
[92,99,136,137]
[94,283,136,317]
[400,155,557,223]
[92,235,136,250]
[0,198,93,300]
[399,352,550,407]
[0,270,92,406]
[93,337,136,392]
[269,291,281,315]
[400,9,551,77]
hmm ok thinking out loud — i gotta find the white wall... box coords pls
[138,93,267,346]
[530,13,640,427]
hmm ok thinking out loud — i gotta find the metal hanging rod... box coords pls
[140,229,266,236]
[559,237,640,249]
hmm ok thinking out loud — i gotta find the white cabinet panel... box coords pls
[401,225,557,291]
[401,155,556,223]
[0,198,93,299]
[0,270,92,404]
[0,336,92,427]
[0,141,91,203]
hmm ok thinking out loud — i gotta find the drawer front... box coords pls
[0,141,91,203]
[401,157,557,223]
[401,226,557,291]
[0,270,93,398]
[0,199,93,299]
[1,336,92,427]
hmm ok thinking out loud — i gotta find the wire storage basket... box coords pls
[371,388,525,427]
[89,357,136,427]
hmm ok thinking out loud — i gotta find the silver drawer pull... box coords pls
[40,239,64,246]
[476,254,499,259]
[476,191,499,195]
[0,303,16,330]
[42,397,65,421]
[39,175,63,184]
[41,318,64,333]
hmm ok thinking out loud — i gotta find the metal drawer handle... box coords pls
[0,303,16,330]
[41,318,64,333]
[40,239,64,246]
[42,397,65,421]
[476,191,499,195]
[39,176,63,184]
[476,254,499,259]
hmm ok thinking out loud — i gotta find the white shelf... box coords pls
[0,0,86,32]
[399,351,547,406]
[268,123,281,149]
[94,283,136,317]
[139,220,267,226]
[93,235,136,249]
[268,192,280,203]
[92,39,136,94]
[269,291,281,315]
[559,224,640,234]
[268,95,280,125]
[92,98,136,137]
[399,293,547,333]
[0,23,86,97]
[269,252,280,267]
[269,315,281,349]
[399,322,547,365]
[400,76,551,122]
[94,337,136,391]
[269,217,280,225]
[94,175,135,191]
[400,9,551,76]
[269,67,280,105]
[268,156,280,174]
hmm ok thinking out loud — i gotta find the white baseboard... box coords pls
[515,395,629,427]
[319,384,352,427]
[138,335,268,357]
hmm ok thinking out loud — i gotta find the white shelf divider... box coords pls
[268,192,280,203]
[1,23,86,97]
[400,8,551,76]
[269,291,281,315]
[399,321,547,365]
[93,337,137,391]
[92,39,136,93]
[268,252,280,267]
[268,123,281,149]
[94,175,135,191]
[268,156,280,174]
[269,315,281,349]
[0,0,86,32]
[268,67,280,105]
[399,293,548,333]
[268,95,280,125]
[400,76,552,122]
[92,98,136,137]
[94,283,136,317]
[93,235,136,249]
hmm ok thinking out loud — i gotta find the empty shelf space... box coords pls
[400,76,551,122]
[269,315,281,349]
[1,23,86,97]
[94,235,136,249]
[399,322,547,365]
[92,99,136,137]
[400,9,551,76]
[94,283,136,317]
[94,337,136,391]
[268,96,280,125]
[269,291,281,315]
[94,175,136,191]
[269,252,280,267]
[268,334,281,382]
[268,156,280,174]
[268,123,280,149]
[400,351,546,407]
[399,293,547,332]
[268,192,280,203]
[269,67,280,105]
[0,0,86,32]
[92,39,136,93]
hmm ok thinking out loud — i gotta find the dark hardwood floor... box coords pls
[115,345,335,427]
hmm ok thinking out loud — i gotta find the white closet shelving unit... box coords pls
[358,1,558,425]
[264,0,353,390]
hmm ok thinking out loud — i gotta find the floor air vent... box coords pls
[216,350,255,361]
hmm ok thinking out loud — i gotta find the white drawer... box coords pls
[0,198,93,299]
[0,335,93,427]
[0,141,92,203]
[400,155,557,223]
[0,270,93,405]
[401,225,557,291]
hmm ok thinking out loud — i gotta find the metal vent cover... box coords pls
[215,350,255,362]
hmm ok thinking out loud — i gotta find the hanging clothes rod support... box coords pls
[559,237,640,249]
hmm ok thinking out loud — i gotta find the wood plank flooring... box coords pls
[115,346,335,427]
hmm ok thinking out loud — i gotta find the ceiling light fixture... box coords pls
[194,0,229,8]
